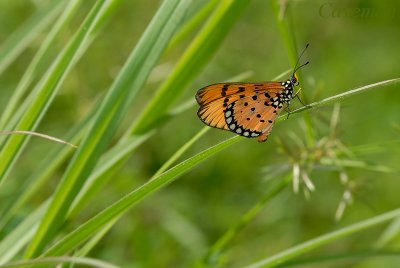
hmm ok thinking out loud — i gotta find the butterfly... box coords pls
[196,44,309,142]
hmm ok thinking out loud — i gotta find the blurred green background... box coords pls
[0,0,399,267]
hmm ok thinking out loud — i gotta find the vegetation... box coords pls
[0,0,399,267]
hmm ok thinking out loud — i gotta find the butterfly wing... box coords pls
[196,82,283,131]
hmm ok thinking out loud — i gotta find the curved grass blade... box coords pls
[24,0,194,258]
[0,1,65,76]
[0,131,76,148]
[244,209,400,268]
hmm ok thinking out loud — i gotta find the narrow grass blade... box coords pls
[0,1,65,76]
[24,0,193,258]
[244,208,400,268]
[128,0,252,135]
[0,131,76,148]
[42,137,240,256]
[0,0,81,129]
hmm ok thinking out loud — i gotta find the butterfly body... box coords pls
[196,76,298,142]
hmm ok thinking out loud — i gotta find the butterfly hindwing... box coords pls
[196,82,284,132]
[224,91,285,142]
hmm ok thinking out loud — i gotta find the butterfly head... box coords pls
[290,73,299,86]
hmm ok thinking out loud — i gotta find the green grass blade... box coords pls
[244,208,400,268]
[0,1,65,76]
[24,0,193,258]
[0,0,109,186]
[42,136,240,256]
[0,0,81,129]
[127,0,252,135]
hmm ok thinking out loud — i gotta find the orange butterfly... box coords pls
[196,45,309,142]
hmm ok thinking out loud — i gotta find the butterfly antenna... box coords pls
[292,43,309,75]
[294,61,309,74]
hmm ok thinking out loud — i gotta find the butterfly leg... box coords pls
[294,88,306,106]
[284,107,292,119]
